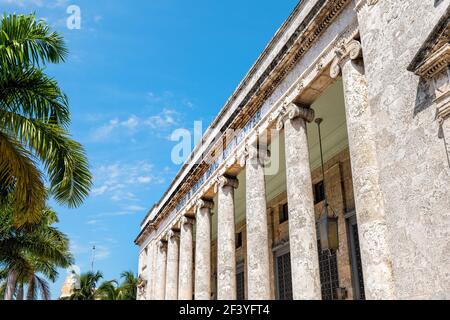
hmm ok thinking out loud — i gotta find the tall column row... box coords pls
[147,39,385,301]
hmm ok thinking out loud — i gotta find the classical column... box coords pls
[216,175,239,300]
[194,199,214,300]
[240,143,271,300]
[165,230,180,300]
[178,216,195,300]
[277,103,321,300]
[146,242,155,300]
[154,240,168,300]
[331,39,395,299]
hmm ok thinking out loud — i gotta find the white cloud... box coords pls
[144,109,179,129]
[91,161,165,202]
[90,110,180,142]
[90,116,140,141]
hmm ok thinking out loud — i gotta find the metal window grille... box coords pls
[276,252,293,300]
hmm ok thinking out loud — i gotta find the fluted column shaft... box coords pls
[146,242,155,300]
[154,241,168,300]
[278,103,321,300]
[178,217,194,300]
[216,175,239,300]
[165,231,180,300]
[333,40,395,299]
[195,200,214,300]
[243,143,271,300]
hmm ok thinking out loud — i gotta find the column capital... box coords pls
[181,216,195,226]
[330,39,363,78]
[196,198,214,211]
[214,175,239,193]
[239,142,271,167]
[276,103,315,131]
[158,240,168,251]
[168,230,180,241]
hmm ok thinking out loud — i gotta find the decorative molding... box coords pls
[414,44,450,79]
[354,0,379,13]
[276,103,315,130]
[330,39,363,78]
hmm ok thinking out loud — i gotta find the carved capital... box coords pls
[181,216,195,226]
[276,103,315,130]
[330,39,363,78]
[158,240,167,251]
[239,143,271,167]
[219,175,239,189]
[196,198,214,210]
[168,230,180,241]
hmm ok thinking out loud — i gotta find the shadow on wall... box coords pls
[413,77,435,117]
[435,0,445,8]
[438,118,450,169]
[413,77,450,168]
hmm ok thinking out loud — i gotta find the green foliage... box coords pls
[0,13,92,226]
[0,199,74,300]
[65,270,138,300]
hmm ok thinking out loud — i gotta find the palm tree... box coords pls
[0,201,73,300]
[67,271,103,300]
[0,13,92,226]
[116,271,138,300]
[95,279,119,300]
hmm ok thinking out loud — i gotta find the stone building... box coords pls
[135,0,450,300]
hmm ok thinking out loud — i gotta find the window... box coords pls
[276,252,293,300]
[279,203,289,224]
[236,265,245,300]
[314,181,325,204]
[236,232,243,249]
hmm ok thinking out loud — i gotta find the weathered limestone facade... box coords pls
[136,0,450,300]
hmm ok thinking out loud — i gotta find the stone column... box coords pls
[178,216,195,300]
[331,39,395,299]
[146,242,155,300]
[154,240,168,300]
[216,175,239,300]
[194,199,214,300]
[276,103,321,300]
[241,143,271,300]
[165,230,180,300]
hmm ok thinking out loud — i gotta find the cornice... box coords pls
[137,0,353,243]
[408,5,450,77]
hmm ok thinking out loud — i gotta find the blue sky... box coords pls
[2,0,299,298]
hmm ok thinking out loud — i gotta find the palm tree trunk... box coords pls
[16,284,24,300]
[4,270,18,300]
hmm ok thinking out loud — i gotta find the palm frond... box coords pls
[0,131,45,225]
[0,13,68,67]
[0,111,92,208]
[0,67,70,127]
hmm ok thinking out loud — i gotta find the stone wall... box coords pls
[356,0,450,299]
